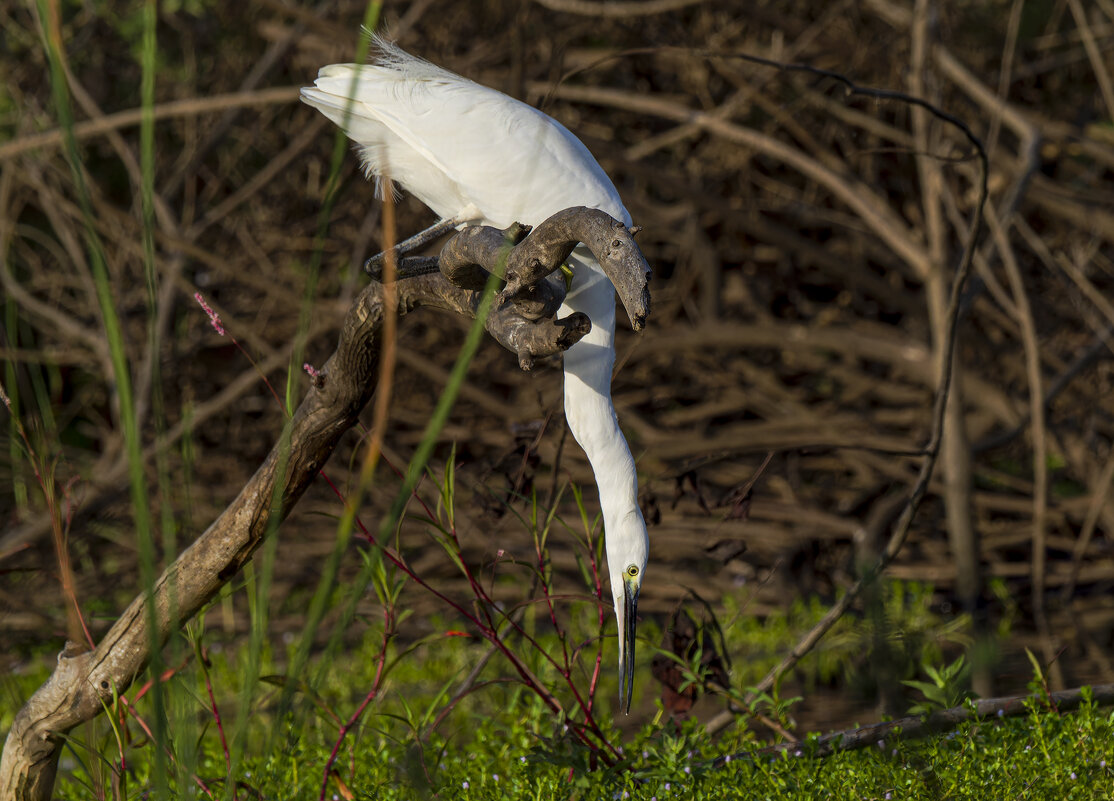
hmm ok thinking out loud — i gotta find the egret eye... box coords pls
[626,565,639,578]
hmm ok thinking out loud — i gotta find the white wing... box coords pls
[299,40,630,228]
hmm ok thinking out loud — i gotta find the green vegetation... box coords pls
[6,1,1114,799]
[5,616,1112,799]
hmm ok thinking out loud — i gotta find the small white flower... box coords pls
[462,780,469,789]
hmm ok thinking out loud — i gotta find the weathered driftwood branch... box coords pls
[368,208,652,333]
[1,282,385,800]
[497,207,650,332]
[0,211,615,801]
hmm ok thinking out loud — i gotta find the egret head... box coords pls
[606,509,648,714]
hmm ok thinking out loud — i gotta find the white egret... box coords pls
[301,37,649,713]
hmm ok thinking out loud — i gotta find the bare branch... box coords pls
[711,683,1114,765]
[532,0,709,18]
[0,87,301,164]
[0,209,610,800]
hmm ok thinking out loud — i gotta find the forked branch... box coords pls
[0,208,625,801]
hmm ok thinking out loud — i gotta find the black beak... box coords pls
[618,578,639,715]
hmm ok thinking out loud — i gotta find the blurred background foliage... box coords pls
[3,0,1114,743]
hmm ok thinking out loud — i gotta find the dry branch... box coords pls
[0,211,614,801]
[0,87,300,163]
[713,682,1114,765]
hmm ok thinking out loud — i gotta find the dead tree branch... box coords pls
[0,210,617,801]
[712,682,1114,765]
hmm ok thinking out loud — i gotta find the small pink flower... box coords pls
[0,382,10,411]
[303,363,321,378]
[194,292,225,336]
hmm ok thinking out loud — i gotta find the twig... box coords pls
[319,609,392,801]
[702,52,990,736]
[710,682,1114,765]
[184,117,328,240]
[1066,0,1114,123]
[531,80,934,279]
[985,202,1060,690]
[986,0,1025,159]
[0,87,301,163]
[1062,448,1114,604]
[911,0,979,619]
[532,0,708,17]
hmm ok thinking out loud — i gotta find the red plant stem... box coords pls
[318,414,619,757]
[443,507,617,753]
[533,539,576,704]
[585,524,605,714]
[130,658,189,702]
[118,697,217,800]
[187,301,619,759]
[535,539,564,637]
[200,653,231,771]
[318,609,393,801]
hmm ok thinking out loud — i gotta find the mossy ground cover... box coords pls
[6,616,1111,800]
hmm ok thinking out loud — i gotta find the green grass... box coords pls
[9,619,1110,800]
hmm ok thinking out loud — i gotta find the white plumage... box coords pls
[302,38,647,714]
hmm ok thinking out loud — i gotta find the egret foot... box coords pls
[366,256,440,283]
[364,214,468,277]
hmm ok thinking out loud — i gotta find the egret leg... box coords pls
[366,256,440,283]
[364,215,465,276]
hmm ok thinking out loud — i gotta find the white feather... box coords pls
[300,38,630,228]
